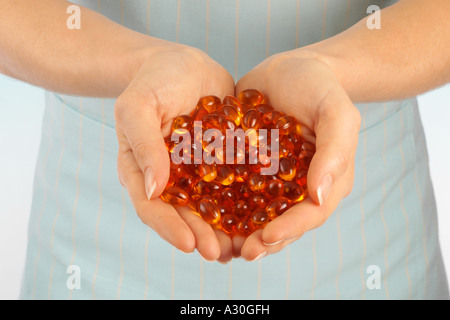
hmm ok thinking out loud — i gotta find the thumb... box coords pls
[307,87,361,206]
[115,92,170,200]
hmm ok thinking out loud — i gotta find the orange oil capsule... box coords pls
[241,109,261,131]
[255,104,274,115]
[233,164,249,182]
[247,172,266,192]
[250,207,269,229]
[266,197,292,220]
[219,104,242,126]
[298,150,314,169]
[207,180,222,193]
[233,182,250,199]
[248,193,267,209]
[233,200,250,219]
[218,204,233,216]
[278,157,297,181]
[202,113,221,130]
[195,163,217,182]
[172,176,196,193]
[197,198,221,224]
[237,218,256,237]
[238,89,265,107]
[220,214,239,234]
[172,114,193,132]
[301,140,316,152]
[266,178,284,199]
[222,95,242,110]
[283,181,306,203]
[215,165,235,186]
[197,95,221,113]
[260,110,283,127]
[219,114,237,133]
[275,115,297,136]
[220,187,238,206]
[191,106,209,121]
[160,186,189,207]
[295,168,308,186]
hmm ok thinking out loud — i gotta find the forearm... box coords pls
[304,0,450,103]
[0,0,169,97]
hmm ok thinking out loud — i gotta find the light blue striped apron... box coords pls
[20,0,449,299]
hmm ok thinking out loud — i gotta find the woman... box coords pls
[1,0,448,299]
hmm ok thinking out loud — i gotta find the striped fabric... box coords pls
[20,0,449,299]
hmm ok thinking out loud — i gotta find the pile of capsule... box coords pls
[160,89,315,237]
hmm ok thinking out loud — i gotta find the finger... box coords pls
[118,149,195,253]
[232,235,245,258]
[240,230,267,261]
[214,229,233,264]
[307,87,361,206]
[115,91,170,200]
[177,206,221,261]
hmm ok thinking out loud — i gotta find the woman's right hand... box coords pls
[114,41,236,262]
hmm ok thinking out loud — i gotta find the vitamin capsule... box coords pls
[233,200,250,219]
[160,186,189,207]
[172,114,193,132]
[222,95,242,110]
[266,178,284,199]
[221,214,238,234]
[197,95,221,113]
[298,150,314,169]
[241,109,261,131]
[195,164,217,182]
[202,113,221,130]
[237,218,256,237]
[218,205,233,216]
[172,176,196,192]
[215,165,235,186]
[247,172,266,192]
[283,181,306,203]
[278,157,297,181]
[255,104,274,115]
[219,114,237,133]
[220,187,238,206]
[191,106,209,122]
[197,198,221,225]
[295,168,308,186]
[266,197,292,220]
[248,193,267,209]
[238,89,264,107]
[233,164,249,182]
[275,115,296,136]
[261,110,282,126]
[219,105,241,126]
[250,207,269,229]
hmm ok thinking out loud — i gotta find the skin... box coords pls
[1,0,450,263]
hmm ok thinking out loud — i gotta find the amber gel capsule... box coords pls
[160,186,189,207]
[197,198,221,224]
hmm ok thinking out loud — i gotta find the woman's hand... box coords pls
[234,50,361,260]
[114,42,235,262]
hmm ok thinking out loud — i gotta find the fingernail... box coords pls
[317,174,333,206]
[263,239,285,246]
[145,167,157,200]
[251,251,267,261]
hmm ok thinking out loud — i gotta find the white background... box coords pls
[0,74,449,300]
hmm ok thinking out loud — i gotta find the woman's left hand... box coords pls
[233,50,361,261]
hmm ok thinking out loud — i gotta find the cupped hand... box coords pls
[114,41,235,262]
[234,50,361,261]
